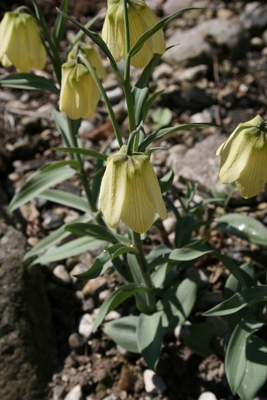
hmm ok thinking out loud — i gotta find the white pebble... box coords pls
[78,313,94,339]
[64,385,83,400]
[52,265,71,285]
[143,369,166,393]
[198,391,218,400]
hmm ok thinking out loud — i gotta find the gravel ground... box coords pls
[1,1,267,400]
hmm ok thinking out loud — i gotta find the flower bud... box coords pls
[102,0,166,68]
[216,115,267,198]
[59,60,100,120]
[0,11,46,72]
[98,145,167,233]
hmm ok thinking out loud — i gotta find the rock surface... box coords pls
[0,186,56,400]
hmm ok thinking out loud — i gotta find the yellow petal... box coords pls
[102,2,124,62]
[236,147,267,198]
[216,116,264,184]
[141,156,167,220]
[121,156,156,233]
[98,152,128,228]
[60,61,100,119]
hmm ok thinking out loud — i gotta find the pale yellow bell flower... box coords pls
[0,11,46,72]
[98,145,167,233]
[59,60,100,120]
[102,0,166,68]
[216,115,267,198]
[68,43,107,80]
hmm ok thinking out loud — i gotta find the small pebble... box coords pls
[63,384,83,400]
[52,265,72,285]
[68,333,86,351]
[198,391,217,400]
[78,313,94,339]
[42,212,64,230]
[143,369,166,393]
[82,298,95,313]
[82,277,107,297]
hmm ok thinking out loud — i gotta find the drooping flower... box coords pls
[68,43,107,80]
[98,145,167,233]
[216,115,267,198]
[0,11,46,72]
[59,60,100,120]
[102,0,166,68]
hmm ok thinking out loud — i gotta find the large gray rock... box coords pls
[163,18,250,67]
[0,189,56,400]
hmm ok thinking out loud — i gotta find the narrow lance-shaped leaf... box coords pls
[129,8,201,57]
[9,167,76,212]
[225,314,264,395]
[74,243,137,280]
[0,73,59,93]
[204,286,267,317]
[52,0,68,51]
[39,189,91,213]
[139,123,220,151]
[137,312,163,370]
[56,9,121,77]
[54,147,108,161]
[104,316,139,353]
[23,214,93,262]
[93,283,149,332]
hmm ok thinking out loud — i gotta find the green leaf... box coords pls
[215,213,267,246]
[65,222,120,243]
[52,0,68,51]
[57,9,120,75]
[137,312,163,370]
[184,322,213,357]
[204,286,267,317]
[169,246,213,261]
[159,170,174,193]
[103,316,139,353]
[52,109,82,148]
[129,8,200,58]
[224,263,256,330]
[41,160,80,172]
[139,123,219,152]
[39,189,90,213]
[215,252,250,289]
[74,244,137,280]
[237,336,267,400]
[150,263,169,288]
[150,108,172,130]
[0,73,59,93]
[23,214,93,262]
[9,167,76,212]
[30,236,104,266]
[158,278,198,331]
[93,283,149,332]
[225,314,264,395]
[54,147,108,161]
[132,53,162,125]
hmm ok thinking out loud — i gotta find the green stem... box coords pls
[66,117,97,212]
[132,231,156,313]
[31,0,62,84]
[78,54,123,148]
[122,0,138,150]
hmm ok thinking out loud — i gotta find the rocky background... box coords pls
[1,0,267,400]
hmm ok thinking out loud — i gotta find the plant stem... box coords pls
[66,117,97,212]
[132,231,156,312]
